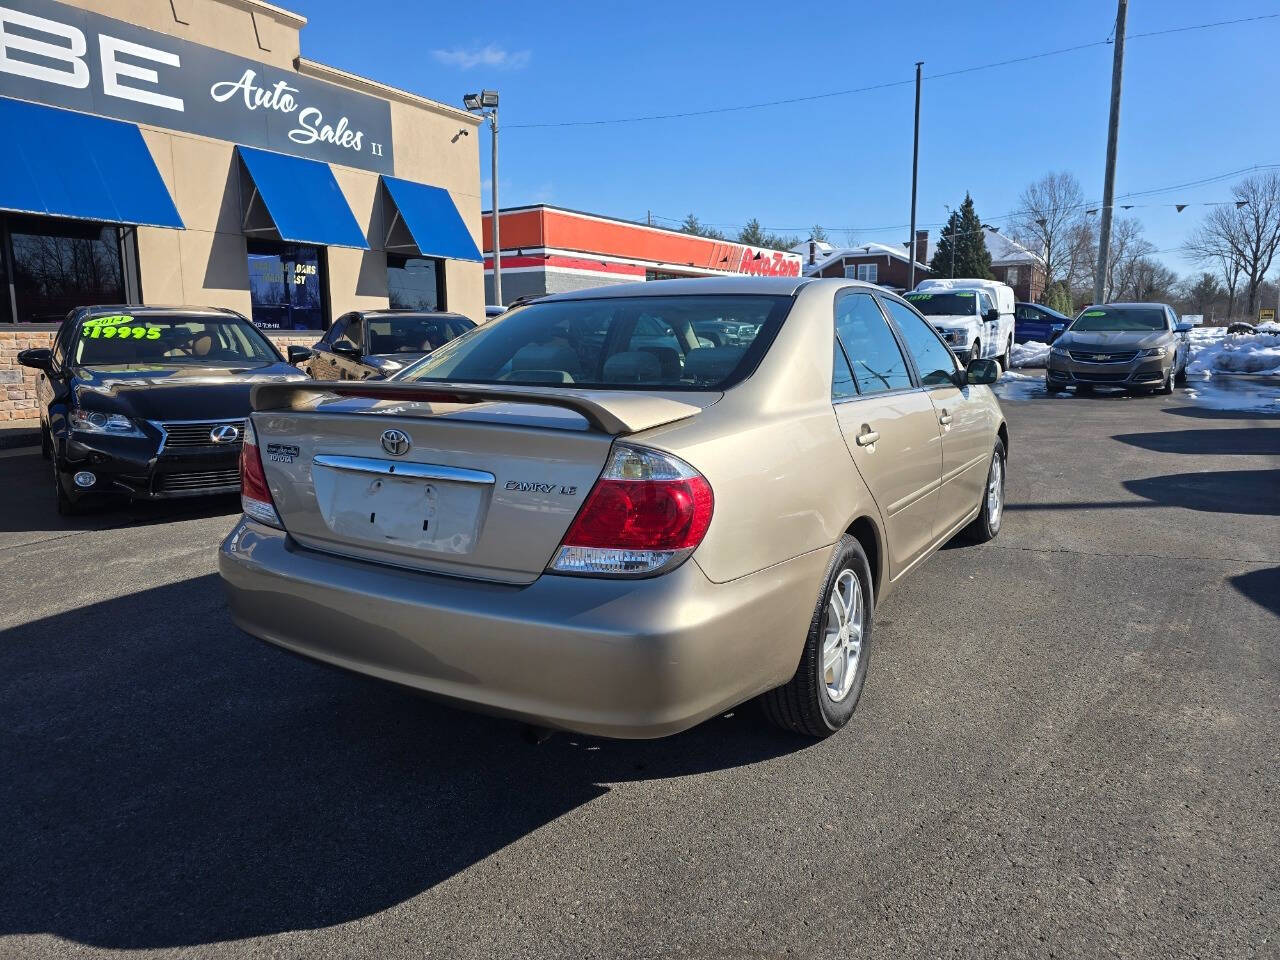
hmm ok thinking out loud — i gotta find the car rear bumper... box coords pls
[218,519,827,738]
[1046,355,1170,388]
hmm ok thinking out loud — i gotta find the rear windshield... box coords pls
[903,292,978,316]
[366,315,474,354]
[1070,307,1166,332]
[72,313,279,366]
[395,295,792,390]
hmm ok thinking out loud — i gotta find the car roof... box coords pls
[78,304,244,318]
[539,276,814,302]
[1084,302,1171,310]
[352,310,472,321]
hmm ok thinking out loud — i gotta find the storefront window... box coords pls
[387,255,443,311]
[4,215,125,324]
[247,240,327,330]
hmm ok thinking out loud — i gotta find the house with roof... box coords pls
[979,232,1047,303]
[796,231,934,291]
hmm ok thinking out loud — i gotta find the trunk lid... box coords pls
[250,381,712,584]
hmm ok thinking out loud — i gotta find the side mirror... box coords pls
[287,345,314,364]
[332,341,361,359]
[1048,323,1066,343]
[983,308,1000,323]
[17,348,52,371]
[966,357,999,386]
[1176,321,1194,333]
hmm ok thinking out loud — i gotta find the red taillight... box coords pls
[239,419,282,528]
[550,444,713,577]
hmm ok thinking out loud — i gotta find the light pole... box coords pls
[464,89,501,306]
[1093,0,1127,305]
[908,61,923,291]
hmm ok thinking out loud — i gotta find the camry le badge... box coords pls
[209,423,241,443]
[381,428,411,456]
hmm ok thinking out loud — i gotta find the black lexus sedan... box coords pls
[19,305,307,514]
[291,309,475,381]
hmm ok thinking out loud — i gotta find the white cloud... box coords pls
[431,45,531,70]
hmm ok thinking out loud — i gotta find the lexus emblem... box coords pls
[1093,354,1109,361]
[209,424,241,443]
[380,428,411,456]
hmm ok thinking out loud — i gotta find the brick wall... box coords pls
[0,330,319,421]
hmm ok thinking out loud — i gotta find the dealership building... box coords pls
[0,0,485,360]
[482,205,803,305]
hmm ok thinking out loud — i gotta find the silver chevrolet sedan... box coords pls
[219,277,1007,738]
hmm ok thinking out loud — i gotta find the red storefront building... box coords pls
[481,205,802,305]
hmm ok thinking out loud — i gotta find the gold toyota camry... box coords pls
[219,277,1007,738]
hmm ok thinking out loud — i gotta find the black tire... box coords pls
[959,438,1006,544]
[761,534,873,738]
[1158,368,1174,395]
[1045,377,1063,394]
[998,337,1012,373]
[1174,363,1188,386]
[53,462,81,516]
[40,426,52,461]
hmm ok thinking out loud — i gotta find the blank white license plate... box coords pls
[313,468,484,554]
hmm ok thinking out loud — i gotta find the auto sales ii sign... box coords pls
[0,0,394,173]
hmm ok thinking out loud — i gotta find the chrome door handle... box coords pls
[939,411,953,426]
[855,428,880,447]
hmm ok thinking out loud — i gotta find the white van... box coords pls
[906,278,1017,369]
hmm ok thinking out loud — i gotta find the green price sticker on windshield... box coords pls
[906,293,931,300]
[1082,310,1107,317]
[82,316,160,340]
[955,292,975,297]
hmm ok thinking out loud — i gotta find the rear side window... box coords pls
[879,297,958,386]
[834,291,912,394]
[398,295,792,391]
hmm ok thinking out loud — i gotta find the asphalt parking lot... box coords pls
[2,391,1277,959]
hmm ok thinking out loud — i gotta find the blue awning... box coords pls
[237,145,367,249]
[381,176,482,262]
[0,96,183,229]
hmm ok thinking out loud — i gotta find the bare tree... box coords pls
[1101,217,1153,302]
[1010,172,1085,302]
[1184,172,1280,319]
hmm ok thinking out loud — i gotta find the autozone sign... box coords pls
[737,248,802,277]
[0,0,393,172]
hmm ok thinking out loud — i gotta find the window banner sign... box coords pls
[0,0,394,173]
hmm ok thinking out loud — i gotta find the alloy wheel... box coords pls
[822,569,865,703]
[987,453,1004,532]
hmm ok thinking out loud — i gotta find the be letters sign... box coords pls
[0,0,393,172]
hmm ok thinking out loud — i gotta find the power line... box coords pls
[508,13,1279,130]
[645,162,1280,240]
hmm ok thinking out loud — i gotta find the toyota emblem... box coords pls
[209,424,241,443]
[381,428,411,456]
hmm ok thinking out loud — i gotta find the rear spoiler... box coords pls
[251,380,703,436]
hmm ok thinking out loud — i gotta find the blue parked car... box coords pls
[1015,302,1072,344]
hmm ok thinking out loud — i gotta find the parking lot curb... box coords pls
[0,424,40,450]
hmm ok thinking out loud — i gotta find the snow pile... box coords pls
[1187,329,1280,376]
[993,368,1045,401]
[1010,340,1049,368]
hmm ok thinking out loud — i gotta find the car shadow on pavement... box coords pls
[1229,567,1280,618]
[1112,428,1280,457]
[1123,469,1280,515]
[1162,404,1280,421]
[0,575,808,950]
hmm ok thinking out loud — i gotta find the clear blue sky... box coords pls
[291,0,1276,274]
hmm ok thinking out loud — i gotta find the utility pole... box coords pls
[1093,0,1127,305]
[489,107,501,306]
[463,90,502,306]
[908,61,923,291]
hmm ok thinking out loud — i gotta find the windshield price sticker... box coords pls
[1082,310,1107,317]
[82,319,161,340]
[955,292,975,297]
[906,294,931,300]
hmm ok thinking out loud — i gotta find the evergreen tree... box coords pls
[1044,281,1074,315]
[679,213,726,241]
[738,218,768,247]
[810,224,829,242]
[929,193,994,280]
